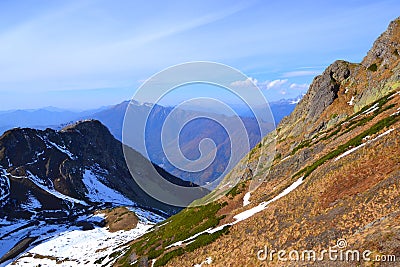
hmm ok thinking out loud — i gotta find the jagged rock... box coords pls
[362,18,400,68]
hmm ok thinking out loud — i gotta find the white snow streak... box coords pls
[47,140,76,159]
[234,176,304,222]
[167,177,304,249]
[363,103,379,114]
[194,256,213,267]
[347,96,355,106]
[243,192,251,206]
[388,91,400,99]
[82,170,135,206]
[335,128,395,161]
[391,107,400,116]
[27,172,88,206]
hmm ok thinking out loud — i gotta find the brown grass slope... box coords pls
[115,17,400,267]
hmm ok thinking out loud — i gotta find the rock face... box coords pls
[115,17,400,267]
[301,60,351,122]
[362,18,400,68]
[279,18,400,142]
[0,120,197,219]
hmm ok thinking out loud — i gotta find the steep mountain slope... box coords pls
[0,120,200,265]
[114,17,400,266]
[0,120,194,217]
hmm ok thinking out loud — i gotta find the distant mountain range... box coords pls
[0,99,298,185]
[0,106,108,136]
[0,99,298,138]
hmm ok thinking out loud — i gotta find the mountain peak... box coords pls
[362,16,400,69]
[278,17,400,141]
[60,119,113,137]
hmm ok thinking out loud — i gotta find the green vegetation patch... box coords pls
[226,181,246,198]
[291,140,311,155]
[295,113,399,179]
[185,225,230,252]
[117,201,227,266]
[153,248,184,267]
[367,63,378,71]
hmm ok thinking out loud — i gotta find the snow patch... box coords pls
[20,192,42,210]
[347,96,355,106]
[167,177,304,249]
[127,207,165,224]
[10,222,153,267]
[46,140,76,159]
[243,192,251,206]
[335,128,395,161]
[27,172,88,206]
[290,98,301,105]
[363,103,379,115]
[194,256,213,267]
[83,170,135,206]
[0,170,10,205]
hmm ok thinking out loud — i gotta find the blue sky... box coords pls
[0,0,399,110]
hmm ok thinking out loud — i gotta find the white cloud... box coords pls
[289,83,309,90]
[282,70,321,78]
[265,79,288,89]
[230,78,293,92]
[230,77,258,87]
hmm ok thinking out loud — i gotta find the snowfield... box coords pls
[82,170,136,206]
[0,166,165,267]
[2,206,164,267]
[8,222,154,267]
[27,171,88,207]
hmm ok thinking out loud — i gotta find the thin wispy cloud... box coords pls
[0,0,399,109]
[282,70,322,78]
[230,77,309,99]
[289,83,309,90]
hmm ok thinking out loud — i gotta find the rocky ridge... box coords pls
[114,17,400,267]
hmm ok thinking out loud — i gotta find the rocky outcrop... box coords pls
[362,18,400,69]
[279,17,400,142]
